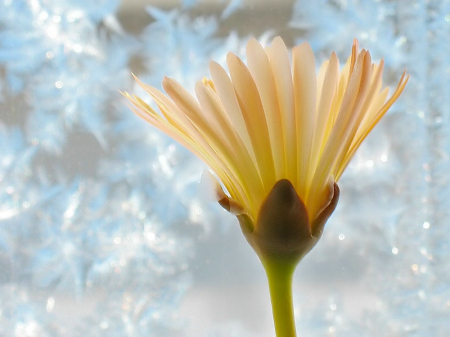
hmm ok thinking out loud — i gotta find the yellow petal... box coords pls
[246,38,285,181]
[307,52,339,200]
[336,71,409,178]
[292,42,317,199]
[227,52,276,195]
[265,36,296,183]
[308,50,371,218]
[209,61,258,170]
[195,81,263,215]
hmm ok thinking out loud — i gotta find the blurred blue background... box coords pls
[1,0,449,336]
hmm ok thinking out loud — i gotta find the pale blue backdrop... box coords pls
[1,0,449,336]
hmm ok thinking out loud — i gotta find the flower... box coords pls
[124,37,408,337]
[124,36,407,233]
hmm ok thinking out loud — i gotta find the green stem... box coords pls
[264,260,297,337]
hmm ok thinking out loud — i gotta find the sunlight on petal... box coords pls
[124,37,408,225]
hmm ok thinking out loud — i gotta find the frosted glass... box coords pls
[1,0,449,335]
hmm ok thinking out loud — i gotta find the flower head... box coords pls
[124,37,407,260]
[124,37,408,335]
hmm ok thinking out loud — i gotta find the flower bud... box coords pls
[239,179,340,266]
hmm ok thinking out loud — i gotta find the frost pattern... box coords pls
[1,0,450,336]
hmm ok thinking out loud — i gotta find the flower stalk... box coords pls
[238,179,340,337]
[265,260,297,337]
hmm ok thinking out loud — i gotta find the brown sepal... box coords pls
[238,179,340,266]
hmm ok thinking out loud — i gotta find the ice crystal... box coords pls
[0,0,130,152]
